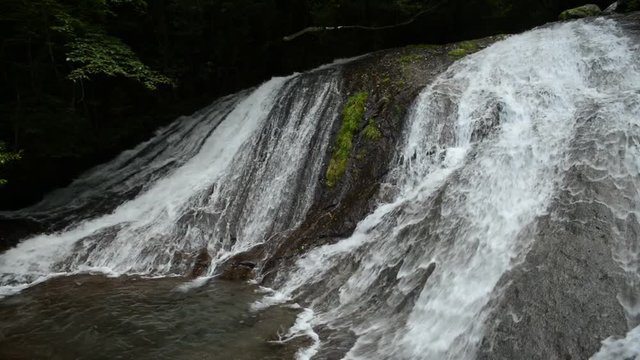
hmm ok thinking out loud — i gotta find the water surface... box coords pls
[0,275,301,360]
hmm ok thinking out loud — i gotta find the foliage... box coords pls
[66,33,172,90]
[326,91,368,187]
[0,143,22,185]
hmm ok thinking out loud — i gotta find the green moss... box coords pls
[399,54,421,64]
[448,41,479,58]
[448,48,468,57]
[363,118,382,141]
[460,41,479,51]
[558,4,601,20]
[326,91,368,187]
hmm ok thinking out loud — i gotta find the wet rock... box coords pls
[477,211,628,360]
[189,248,212,278]
[261,36,504,283]
[219,261,256,281]
[559,4,602,20]
[604,2,618,13]
[470,101,503,143]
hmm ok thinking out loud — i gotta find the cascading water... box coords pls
[0,68,343,296]
[259,17,640,360]
[1,14,639,360]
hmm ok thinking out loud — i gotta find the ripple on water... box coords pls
[0,275,304,360]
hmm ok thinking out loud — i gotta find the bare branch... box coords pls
[282,1,447,42]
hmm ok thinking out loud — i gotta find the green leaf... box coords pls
[66,31,173,90]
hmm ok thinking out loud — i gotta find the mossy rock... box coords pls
[326,91,368,187]
[448,41,480,58]
[363,118,382,141]
[448,48,468,57]
[399,54,422,64]
[558,4,601,20]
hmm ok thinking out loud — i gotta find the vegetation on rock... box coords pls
[363,118,382,141]
[326,91,368,187]
[558,4,602,20]
[448,41,480,57]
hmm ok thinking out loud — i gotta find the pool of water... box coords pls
[0,275,303,360]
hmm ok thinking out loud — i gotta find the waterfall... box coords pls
[259,18,640,360]
[0,69,343,296]
[1,15,640,360]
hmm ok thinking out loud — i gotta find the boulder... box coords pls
[558,4,602,20]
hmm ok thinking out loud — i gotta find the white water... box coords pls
[1,15,640,360]
[0,69,343,296]
[592,326,640,360]
[261,18,640,359]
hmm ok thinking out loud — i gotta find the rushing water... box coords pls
[0,69,342,295]
[260,17,640,359]
[1,16,640,360]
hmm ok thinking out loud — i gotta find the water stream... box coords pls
[1,16,639,360]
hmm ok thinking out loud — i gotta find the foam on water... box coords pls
[264,18,640,359]
[0,69,344,295]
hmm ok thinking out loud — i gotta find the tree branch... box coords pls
[282,1,447,42]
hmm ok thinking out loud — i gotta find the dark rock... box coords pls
[477,212,628,360]
[559,4,602,20]
[189,248,212,278]
[476,82,640,359]
[219,262,256,281]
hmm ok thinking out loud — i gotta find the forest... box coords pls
[0,0,613,209]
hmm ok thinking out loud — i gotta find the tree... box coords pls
[0,0,172,187]
[0,143,21,185]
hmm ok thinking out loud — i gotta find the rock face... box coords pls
[189,248,212,278]
[559,4,602,20]
[476,209,629,360]
[215,36,504,284]
[477,13,640,358]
